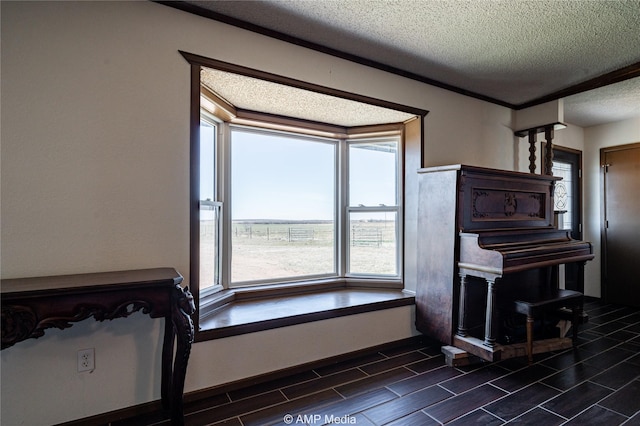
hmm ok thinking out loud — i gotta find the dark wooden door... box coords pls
[602,143,640,307]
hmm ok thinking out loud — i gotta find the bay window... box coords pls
[183,51,427,337]
[203,121,402,287]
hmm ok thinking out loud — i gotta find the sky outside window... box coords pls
[200,121,216,202]
[231,129,336,221]
[349,141,397,207]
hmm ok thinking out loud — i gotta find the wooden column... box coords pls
[483,278,498,348]
[515,123,564,175]
[457,273,469,337]
[543,125,554,176]
[528,129,537,174]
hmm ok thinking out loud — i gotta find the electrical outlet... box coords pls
[77,348,95,372]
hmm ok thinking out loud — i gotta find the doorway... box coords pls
[602,143,640,307]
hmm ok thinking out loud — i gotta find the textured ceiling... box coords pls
[173,0,640,128]
[201,68,416,127]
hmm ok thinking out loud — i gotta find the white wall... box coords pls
[1,1,529,424]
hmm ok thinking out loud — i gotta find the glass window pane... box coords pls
[200,121,215,202]
[349,211,397,275]
[199,120,220,290]
[231,128,336,284]
[200,202,220,290]
[552,160,573,230]
[349,141,398,206]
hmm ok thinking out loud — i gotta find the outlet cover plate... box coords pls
[77,348,95,372]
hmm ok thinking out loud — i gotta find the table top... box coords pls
[1,268,183,297]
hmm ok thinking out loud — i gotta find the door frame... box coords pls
[543,144,584,291]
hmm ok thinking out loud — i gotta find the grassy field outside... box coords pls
[200,220,397,285]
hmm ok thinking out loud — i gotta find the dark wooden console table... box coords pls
[1,268,195,425]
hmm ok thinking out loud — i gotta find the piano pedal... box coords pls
[556,319,572,337]
[556,307,589,325]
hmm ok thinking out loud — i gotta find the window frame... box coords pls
[345,137,403,278]
[227,124,341,286]
[214,119,405,288]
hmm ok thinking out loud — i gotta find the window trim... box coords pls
[183,51,428,340]
[181,51,428,118]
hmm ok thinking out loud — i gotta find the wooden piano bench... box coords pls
[512,289,583,364]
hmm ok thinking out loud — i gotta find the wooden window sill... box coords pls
[195,286,415,341]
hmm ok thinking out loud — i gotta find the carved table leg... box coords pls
[161,315,175,412]
[483,279,497,348]
[161,285,195,426]
[457,273,469,337]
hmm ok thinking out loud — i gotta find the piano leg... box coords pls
[577,261,586,294]
[483,279,497,348]
[525,315,534,364]
[457,273,469,337]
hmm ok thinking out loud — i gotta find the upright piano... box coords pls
[415,164,594,362]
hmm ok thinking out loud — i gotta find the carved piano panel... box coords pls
[457,165,559,231]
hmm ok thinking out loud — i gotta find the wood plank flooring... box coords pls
[116,298,640,425]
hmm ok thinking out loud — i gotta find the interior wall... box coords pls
[2,1,518,424]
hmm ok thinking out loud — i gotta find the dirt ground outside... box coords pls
[200,221,397,286]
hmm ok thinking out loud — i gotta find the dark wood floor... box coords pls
[118,298,640,426]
